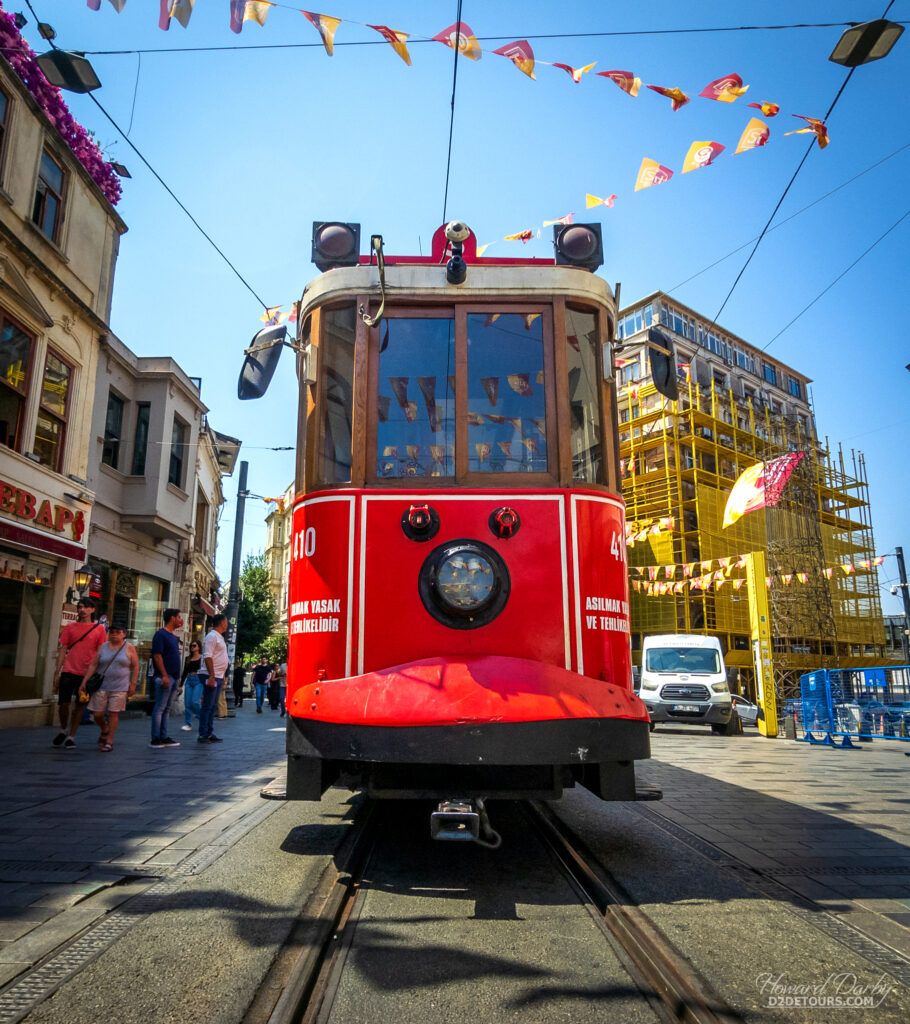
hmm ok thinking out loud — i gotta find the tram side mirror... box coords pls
[647,327,679,401]
[238,324,287,400]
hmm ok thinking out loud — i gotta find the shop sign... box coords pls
[0,478,85,541]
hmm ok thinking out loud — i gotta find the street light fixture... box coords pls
[35,50,101,93]
[73,563,92,593]
[829,19,904,67]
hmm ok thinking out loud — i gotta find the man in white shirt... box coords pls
[197,614,229,744]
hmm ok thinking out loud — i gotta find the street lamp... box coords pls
[35,50,101,93]
[829,19,903,67]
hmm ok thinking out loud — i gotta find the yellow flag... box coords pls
[586,193,616,208]
[634,158,673,191]
[368,24,412,66]
[244,1,273,27]
[682,141,725,173]
[734,118,770,155]
[302,11,342,56]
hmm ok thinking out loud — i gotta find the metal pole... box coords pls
[224,460,248,695]
[896,546,910,665]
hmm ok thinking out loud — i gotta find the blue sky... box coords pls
[17,1,910,613]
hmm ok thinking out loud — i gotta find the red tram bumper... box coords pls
[286,656,651,801]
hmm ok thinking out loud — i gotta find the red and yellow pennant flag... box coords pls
[646,85,689,111]
[785,115,829,149]
[597,70,641,97]
[824,567,834,579]
[260,305,282,324]
[302,11,342,55]
[683,562,694,577]
[434,22,482,61]
[748,101,780,117]
[553,62,597,83]
[797,572,809,583]
[734,118,770,154]
[492,40,536,80]
[782,574,793,586]
[586,193,616,209]
[231,0,272,32]
[699,73,749,102]
[635,158,673,191]
[504,229,533,243]
[159,0,195,30]
[367,24,412,66]
[677,362,691,381]
[722,452,804,528]
[873,555,886,567]
[543,213,574,226]
[682,140,725,173]
[733,578,746,590]
[664,565,675,579]
[841,563,855,575]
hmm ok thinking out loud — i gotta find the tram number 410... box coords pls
[610,531,626,563]
[293,527,317,560]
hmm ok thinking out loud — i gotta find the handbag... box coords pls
[85,644,127,696]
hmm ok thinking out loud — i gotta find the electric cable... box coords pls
[441,0,464,228]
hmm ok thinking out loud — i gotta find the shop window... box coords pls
[565,307,602,484]
[168,415,188,488]
[32,150,66,243]
[0,550,57,701]
[0,314,33,451]
[131,402,150,475]
[101,390,124,469]
[318,305,356,483]
[32,350,71,471]
[376,315,456,479]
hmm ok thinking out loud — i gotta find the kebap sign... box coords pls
[0,476,89,560]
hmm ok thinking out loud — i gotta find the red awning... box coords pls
[196,596,216,617]
[0,519,86,561]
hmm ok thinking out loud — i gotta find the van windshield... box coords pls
[645,647,720,674]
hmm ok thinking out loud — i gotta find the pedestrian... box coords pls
[52,597,107,749]
[232,662,246,708]
[79,622,138,752]
[150,608,183,748]
[268,663,280,710]
[198,614,229,743]
[252,655,271,713]
[180,640,203,732]
[276,660,288,717]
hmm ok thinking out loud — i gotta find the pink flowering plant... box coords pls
[0,5,121,205]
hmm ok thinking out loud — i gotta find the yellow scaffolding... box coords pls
[621,376,886,700]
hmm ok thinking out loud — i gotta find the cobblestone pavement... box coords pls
[0,703,288,988]
[639,725,910,959]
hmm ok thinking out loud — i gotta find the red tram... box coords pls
[239,221,656,840]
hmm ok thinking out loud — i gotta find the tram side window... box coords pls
[376,318,456,478]
[565,307,602,483]
[319,306,356,483]
[467,313,547,473]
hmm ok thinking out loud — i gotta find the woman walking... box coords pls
[79,623,138,752]
[181,640,204,731]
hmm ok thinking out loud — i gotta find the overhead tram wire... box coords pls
[78,22,910,57]
[711,0,898,324]
[441,0,464,228]
[24,0,271,313]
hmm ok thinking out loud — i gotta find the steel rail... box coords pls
[525,801,741,1024]
[251,802,381,1024]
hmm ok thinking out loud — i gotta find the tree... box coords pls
[235,552,277,662]
[261,630,288,664]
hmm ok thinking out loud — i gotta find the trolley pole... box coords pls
[224,460,249,686]
[895,547,910,665]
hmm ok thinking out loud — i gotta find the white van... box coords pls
[639,634,734,734]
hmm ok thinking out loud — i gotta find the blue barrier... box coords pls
[792,666,910,747]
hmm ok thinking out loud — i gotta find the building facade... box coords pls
[616,292,885,698]
[86,336,240,699]
[263,481,294,632]
[0,54,127,725]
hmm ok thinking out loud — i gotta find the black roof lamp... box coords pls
[829,19,903,67]
[36,50,101,93]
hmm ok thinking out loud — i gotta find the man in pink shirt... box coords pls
[52,597,107,749]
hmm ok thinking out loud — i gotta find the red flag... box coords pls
[747,101,780,117]
[646,85,689,111]
[597,70,640,97]
[492,40,535,80]
[722,453,805,528]
[504,229,533,243]
[734,118,770,155]
[434,22,482,61]
[682,141,725,173]
[368,25,412,66]
[699,74,749,102]
[553,62,596,84]
[543,213,574,226]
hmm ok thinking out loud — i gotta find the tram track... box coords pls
[252,799,740,1024]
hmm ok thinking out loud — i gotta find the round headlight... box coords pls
[418,539,510,629]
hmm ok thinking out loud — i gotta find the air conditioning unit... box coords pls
[724,353,734,366]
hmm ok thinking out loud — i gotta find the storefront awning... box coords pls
[0,519,86,561]
[195,596,216,617]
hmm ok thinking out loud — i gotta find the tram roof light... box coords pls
[647,327,679,401]
[553,223,603,272]
[829,19,903,67]
[311,221,361,271]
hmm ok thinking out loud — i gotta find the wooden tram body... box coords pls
[269,224,651,806]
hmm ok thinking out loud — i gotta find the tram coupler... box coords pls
[431,800,480,842]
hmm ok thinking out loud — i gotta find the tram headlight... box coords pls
[311,221,361,271]
[418,540,510,629]
[553,223,604,272]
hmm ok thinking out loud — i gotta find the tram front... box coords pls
[239,221,657,822]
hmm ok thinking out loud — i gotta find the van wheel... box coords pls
[712,719,740,736]
[711,724,726,735]
[649,722,656,732]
